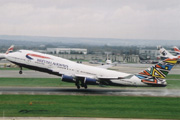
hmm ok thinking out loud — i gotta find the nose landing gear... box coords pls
[19,67,23,74]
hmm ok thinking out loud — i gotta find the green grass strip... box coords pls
[0,68,29,70]
[166,80,180,89]
[0,95,179,119]
[166,74,180,79]
[0,78,74,87]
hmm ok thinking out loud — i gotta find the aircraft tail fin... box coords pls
[173,46,180,54]
[157,46,174,59]
[5,45,14,54]
[136,57,177,86]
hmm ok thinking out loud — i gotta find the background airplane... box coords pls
[157,46,175,59]
[158,46,180,59]
[173,46,180,55]
[1,46,177,89]
[0,45,14,59]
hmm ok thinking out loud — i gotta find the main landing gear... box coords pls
[76,84,80,89]
[75,84,88,89]
[75,80,81,89]
[75,79,88,89]
[19,67,23,74]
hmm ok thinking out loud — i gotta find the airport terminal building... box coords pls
[47,48,87,55]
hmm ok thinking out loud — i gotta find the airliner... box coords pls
[1,46,178,89]
[0,45,14,59]
[158,46,175,59]
[158,46,180,59]
[173,46,180,55]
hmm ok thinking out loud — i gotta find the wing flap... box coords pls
[97,76,124,80]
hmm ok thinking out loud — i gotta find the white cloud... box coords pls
[0,0,180,40]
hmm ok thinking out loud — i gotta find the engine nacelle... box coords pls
[85,77,98,85]
[61,75,74,83]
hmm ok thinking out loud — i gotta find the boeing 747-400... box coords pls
[1,46,177,89]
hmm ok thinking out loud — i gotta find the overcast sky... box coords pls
[0,0,180,40]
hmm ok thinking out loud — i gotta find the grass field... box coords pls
[0,75,179,88]
[0,78,67,87]
[0,68,20,70]
[0,75,179,119]
[0,95,179,119]
[0,67,29,70]
[166,74,180,79]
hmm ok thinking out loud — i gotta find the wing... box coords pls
[49,65,132,89]
[97,62,118,69]
[97,64,113,69]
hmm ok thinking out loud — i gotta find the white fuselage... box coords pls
[0,53,5,59]
[5,50,147,87]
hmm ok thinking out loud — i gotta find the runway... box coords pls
[0,63,180,97]
[0,87,180,97]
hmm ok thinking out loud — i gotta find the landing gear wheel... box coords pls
[19,70,22,74]
[19,67,23,74]
[75,80,80,89]
[77,85,80,89]
[84,85,87,89]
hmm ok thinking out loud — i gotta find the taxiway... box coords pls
[0,63,180,97]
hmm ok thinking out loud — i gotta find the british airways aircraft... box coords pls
[158,46,175,59]
[158,46,180,60]
[173,46,180,55]
[1,46,178,89]
[0,45,14,59]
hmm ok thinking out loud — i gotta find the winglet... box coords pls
[6,45,14,54]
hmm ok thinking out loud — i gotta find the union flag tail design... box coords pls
[6,45,14,54]
[173,46,180,54]
[136,58,177,86]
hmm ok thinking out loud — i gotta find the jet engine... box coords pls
[61,75,74,83]
[85,77,98,85]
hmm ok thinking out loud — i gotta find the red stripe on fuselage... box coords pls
[27,53,51,59]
